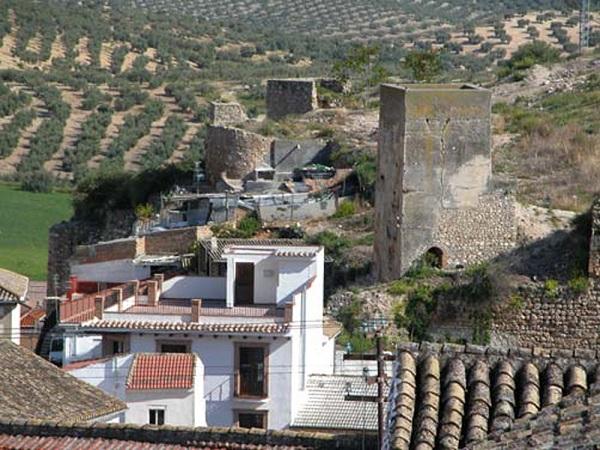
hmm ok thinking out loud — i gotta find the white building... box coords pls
[66,353,205,426]
[0,268,29,345]
[54,244,340,430]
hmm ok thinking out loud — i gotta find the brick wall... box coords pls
[144,226,211,255]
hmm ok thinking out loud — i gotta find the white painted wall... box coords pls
[62,333,103,365]
[72,259,151,283]
[129,333,294,429]
[0,303,21,345]
[69,353,206,427]
[161,276,226,299]
[224,247,318,307]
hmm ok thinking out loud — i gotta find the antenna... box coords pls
[580,0,591,52]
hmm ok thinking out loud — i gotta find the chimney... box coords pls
[94,296,105,320]
[191,298,202,322]
[153,273,164,291]
[284,302,294,323]
[211,236,217,251]
[147,281,159,306]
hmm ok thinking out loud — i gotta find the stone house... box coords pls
[48,243,341,430]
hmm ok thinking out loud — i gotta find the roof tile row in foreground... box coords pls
[387,342,600,450]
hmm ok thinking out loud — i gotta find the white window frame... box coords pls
[148,406,166,425]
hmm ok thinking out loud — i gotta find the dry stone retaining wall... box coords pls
[491,283,600,350]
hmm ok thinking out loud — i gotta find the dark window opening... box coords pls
[149,408,165,425]
[425,247,446,269]
[236,345,267,397]
[236,411,267,429]
[112,340,124,354]
[158,341,191,353]
[235,263,255,305]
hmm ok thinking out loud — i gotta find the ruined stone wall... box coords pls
[589,197,600,278]
[433,192,517,268]
[209,102,247,126]
[374,84,493,281]
[491,283,600,350]
[204,125,272,185]
[266,79,317,120]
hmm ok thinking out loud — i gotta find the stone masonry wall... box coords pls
[266,79,317,120]
[205,125,273,185]
[209,101,247,126]
[374,84,493,281]
[47,210,134,297]
[589,197,600,278]
[433,192,517,268]
[491,283,600,350]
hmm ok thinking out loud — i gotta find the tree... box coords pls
[404,50,442,82]
[332,44,388,106]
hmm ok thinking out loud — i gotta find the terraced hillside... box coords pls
[0,0,596,184]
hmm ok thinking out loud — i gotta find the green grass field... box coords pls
[0,183,72,280]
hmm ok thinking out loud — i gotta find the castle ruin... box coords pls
[374,84,516,281]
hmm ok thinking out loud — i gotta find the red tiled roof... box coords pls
[20,307,45,327]
[81,319,289,334]
[127,353,195,390]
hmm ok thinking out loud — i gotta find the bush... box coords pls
[19,170,54,193]
[544,279,560,299]
[332,200,357,218]
[306,231,350,260]
[568,275,588,294]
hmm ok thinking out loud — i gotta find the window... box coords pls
[156,340,191,353]
[235,344,268,398]
[235,410,268,429]
[149,408,165,425]
[103,335,128,356]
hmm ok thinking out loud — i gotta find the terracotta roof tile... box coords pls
[127,353,195,390]
[81,319,289,334]
[385,342,600,450]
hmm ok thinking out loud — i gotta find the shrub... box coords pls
[544,279,560,299]
[19,170,54,193]
[568,275,589,294]
[388,279,414,297]
[508,293,525,311]
[306,231,350,259]
[332,200,357,218]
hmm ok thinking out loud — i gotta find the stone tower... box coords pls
[374,84,494,281]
